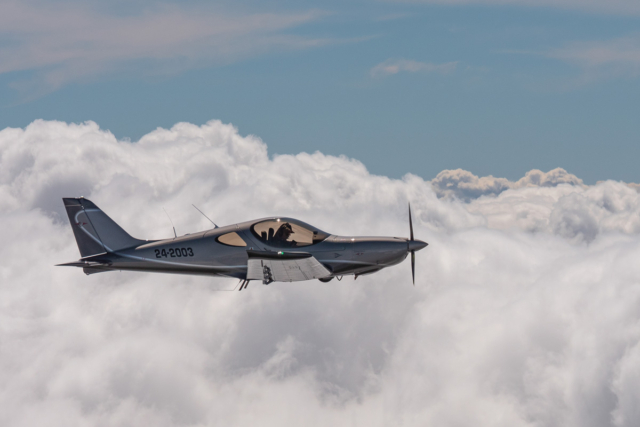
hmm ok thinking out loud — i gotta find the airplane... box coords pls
[57,197,428,289]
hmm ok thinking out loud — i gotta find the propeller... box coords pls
[407,203,428,285]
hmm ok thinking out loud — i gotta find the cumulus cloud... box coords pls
[2,119,640,426]
[0,1,328,96]
[627,182,640,193]
[431,167,585,201]
[370,59,458,78]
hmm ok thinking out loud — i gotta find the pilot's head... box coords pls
[281,222,293,237]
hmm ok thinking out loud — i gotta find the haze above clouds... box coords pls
[1,120,640,426]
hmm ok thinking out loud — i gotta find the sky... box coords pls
[1,0,639,184]
[2,2,640,426]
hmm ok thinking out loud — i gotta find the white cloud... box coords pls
[503,34,640,86]
[370,59,458,78]
[432,168,640,242]
[431,167,585,201]
[627,182,640,193]
[546,34,640,82]
[0,1,327,96]
[2,119,640,426]
[399,0,640,15]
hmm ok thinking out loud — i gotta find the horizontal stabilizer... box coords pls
[57,251,112,268]
[57,258,113,275]
[56,260,108,267]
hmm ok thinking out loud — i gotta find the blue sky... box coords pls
[1,0,639,184]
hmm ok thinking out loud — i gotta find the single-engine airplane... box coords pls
[58,198,428,289]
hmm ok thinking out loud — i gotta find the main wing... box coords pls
[246,250,331,284]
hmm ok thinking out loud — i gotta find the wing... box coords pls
[246,250,331,283]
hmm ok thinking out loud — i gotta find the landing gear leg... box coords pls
[262,265,274,285]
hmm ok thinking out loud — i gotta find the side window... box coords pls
[251,219,328,248]
[216,232,247,247]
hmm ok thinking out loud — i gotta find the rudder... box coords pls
[63,198,144,257]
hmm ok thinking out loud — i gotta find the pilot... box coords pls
[273,222,295,246]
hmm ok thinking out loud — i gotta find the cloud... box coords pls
[398,0,640,15]
[431,167,585,201]
[0,1,327,97]
[546,34,640,82]
[432,169,640,242]
[2,119,640,426]
[503,34,640,86]
[627,182,640,193]
[370,59,458,78]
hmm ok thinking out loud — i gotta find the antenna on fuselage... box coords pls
[162,207,177,238]
[192,204,219,228]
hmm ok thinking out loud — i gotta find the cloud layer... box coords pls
[2,120,640,426]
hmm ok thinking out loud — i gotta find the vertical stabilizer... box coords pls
[63,198,144,257]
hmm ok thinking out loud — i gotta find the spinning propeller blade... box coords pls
[411,250,416,285]
[407,202,428,286]
[410,203,415,285]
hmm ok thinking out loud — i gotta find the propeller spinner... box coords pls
[407,203,428,285]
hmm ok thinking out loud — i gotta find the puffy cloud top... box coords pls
[431,167,585,201]
[2,120,640,426]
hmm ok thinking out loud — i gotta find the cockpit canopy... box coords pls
[251,218,330,248]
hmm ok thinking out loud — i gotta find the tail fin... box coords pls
[63,198,144,257]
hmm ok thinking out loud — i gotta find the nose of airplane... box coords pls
[407,239,428,252]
